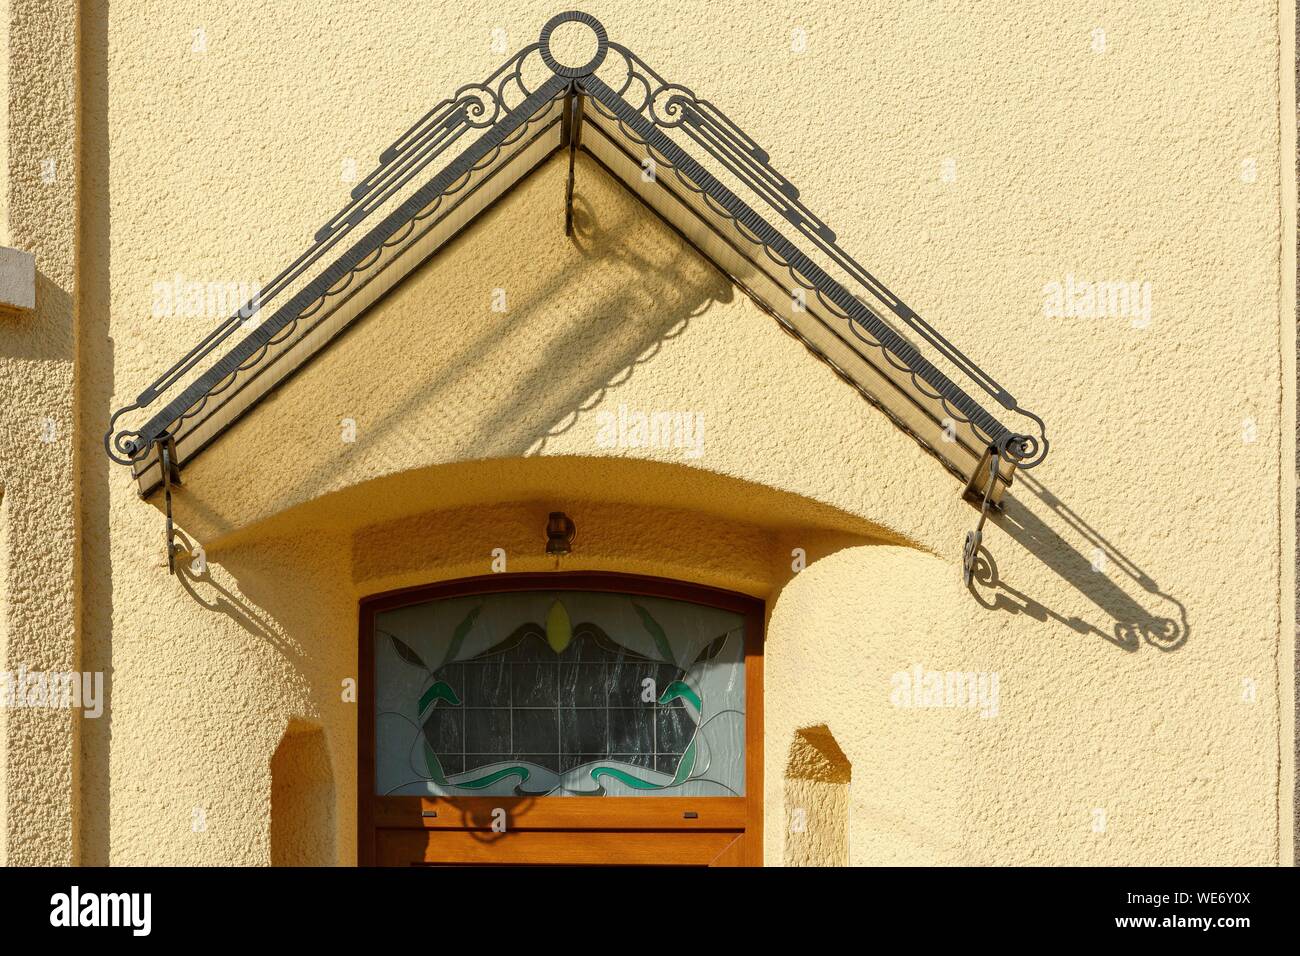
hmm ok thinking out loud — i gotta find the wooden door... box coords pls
[374,820,749,867]
[359,573,763,866]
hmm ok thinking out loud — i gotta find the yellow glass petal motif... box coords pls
[545,599,572,654]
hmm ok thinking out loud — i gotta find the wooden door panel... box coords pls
[372,796,747,830]
[708,833,747,866]
[376,828,743,866]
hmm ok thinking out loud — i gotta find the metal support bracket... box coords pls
[962,445,1002,586]
[562,82,584,236]
[157,433,182,575]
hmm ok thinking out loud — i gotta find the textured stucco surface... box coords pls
[1,0,78,866]
[1293,0,1299,863]
[784,725,851,865]
[269,721,335,866]
[0,0,1292,864]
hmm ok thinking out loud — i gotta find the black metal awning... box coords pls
[105,11,1048,579]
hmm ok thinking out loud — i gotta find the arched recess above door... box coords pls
[194,455,920,588]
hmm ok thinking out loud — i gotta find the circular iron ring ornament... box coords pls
[538,11,608,77]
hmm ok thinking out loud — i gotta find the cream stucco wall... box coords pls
[0,0,1293,865]
[1,0,78,866]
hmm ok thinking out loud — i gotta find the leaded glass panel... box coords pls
[374,590,745,797]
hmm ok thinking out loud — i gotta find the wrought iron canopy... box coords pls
[106,11,1048,520]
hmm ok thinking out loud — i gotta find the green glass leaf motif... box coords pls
[671,740,697,786]
[455,766,530,790]
[590,766,664,791]
[418,680,460,715]
[389,633,428,670]
[632,602,675,664]
[693,632,730,664]
[441,605,482,667]
[658,680,701,712]
[422,741,448,785]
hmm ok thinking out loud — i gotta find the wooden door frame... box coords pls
[358,571,764,866]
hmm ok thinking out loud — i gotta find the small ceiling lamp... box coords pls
[545,511,576,557]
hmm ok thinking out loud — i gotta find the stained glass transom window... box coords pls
[374,590,745,797]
